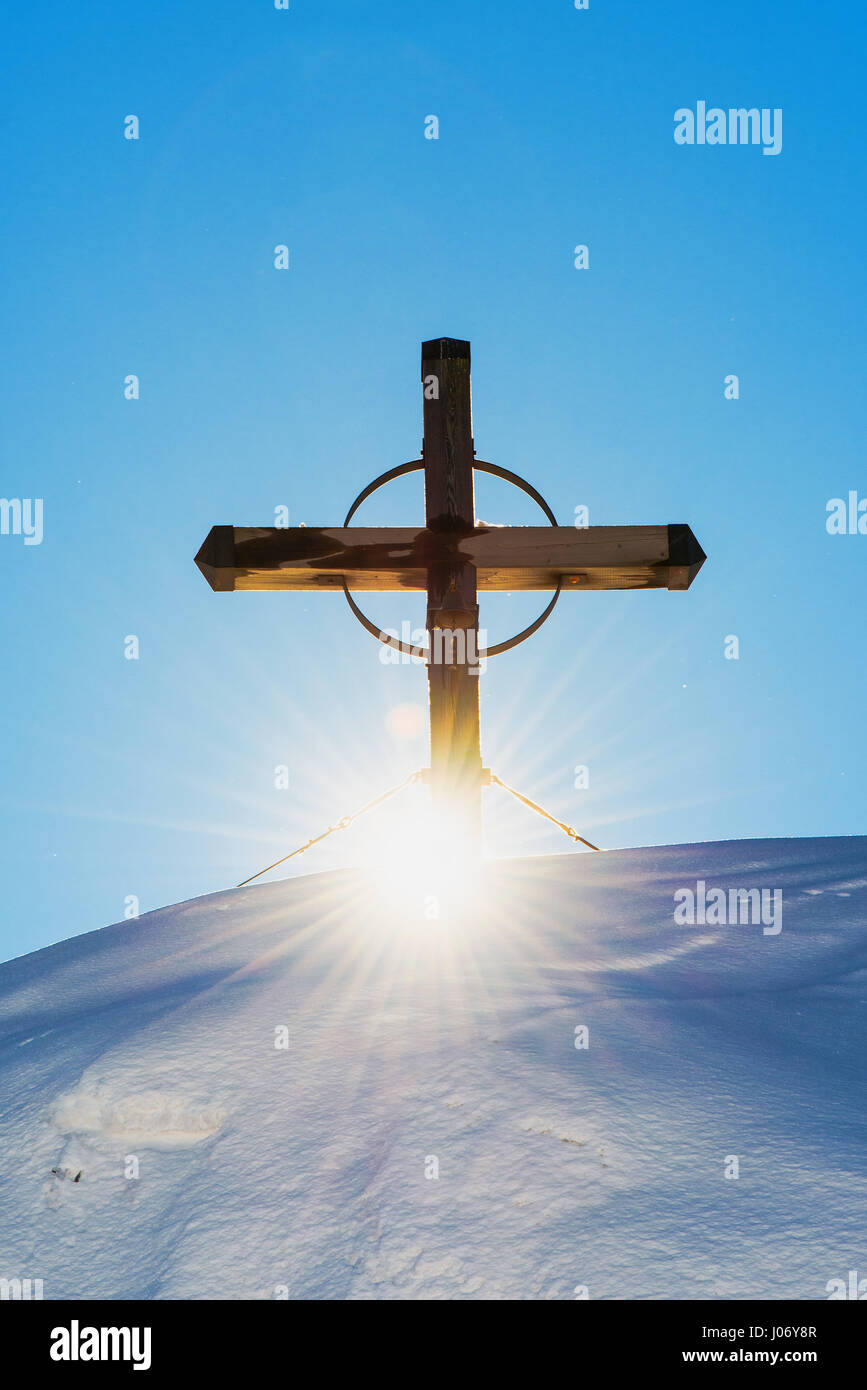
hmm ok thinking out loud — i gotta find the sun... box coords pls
[362,791,486,928]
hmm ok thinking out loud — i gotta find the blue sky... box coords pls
[1,0,865,957]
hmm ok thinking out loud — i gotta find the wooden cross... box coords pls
[195,338,705,854]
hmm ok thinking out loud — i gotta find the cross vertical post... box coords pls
[421,338,484,852]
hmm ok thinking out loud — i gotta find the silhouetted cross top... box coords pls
[195,339,705,849]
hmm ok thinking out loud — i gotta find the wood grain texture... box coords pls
[421,339,483,843]
[194,525,705,592]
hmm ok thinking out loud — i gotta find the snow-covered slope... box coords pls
[1,837,865,1300]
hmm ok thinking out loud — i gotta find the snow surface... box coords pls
[1,837,865,1300]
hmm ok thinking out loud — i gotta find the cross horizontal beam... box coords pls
[195,523,705,593]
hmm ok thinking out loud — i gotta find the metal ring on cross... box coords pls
[340,460,562,660]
